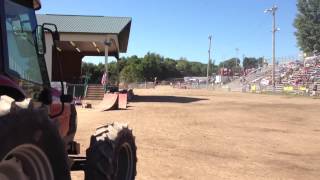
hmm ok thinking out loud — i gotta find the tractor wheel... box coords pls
[85,123,137,180]
[0,109,70,180]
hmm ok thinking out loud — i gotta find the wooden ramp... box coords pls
[118,93,128,109]
[97,93,118,111]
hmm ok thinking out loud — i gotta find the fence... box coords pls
[238,83,320,96]
[127,82,155,89]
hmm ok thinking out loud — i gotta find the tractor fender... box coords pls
[50,102,71,138]
[0,75,26,101]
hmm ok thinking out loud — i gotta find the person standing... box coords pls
[154,77,158,88]
[312,82,318,96]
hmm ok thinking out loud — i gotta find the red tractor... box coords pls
[0,0,137,179]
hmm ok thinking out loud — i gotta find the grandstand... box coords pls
[225,55,320,96]
[226,65,273,92]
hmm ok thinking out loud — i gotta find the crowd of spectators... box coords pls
[278,56,320,87]
[239,55,320,95]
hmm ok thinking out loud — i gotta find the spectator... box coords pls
[312,83,318,96]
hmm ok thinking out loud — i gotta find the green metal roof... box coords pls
[36,14,132,52]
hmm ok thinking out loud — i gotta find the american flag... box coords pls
[101,72,108,85]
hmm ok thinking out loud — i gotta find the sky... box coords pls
[38,0,300,64]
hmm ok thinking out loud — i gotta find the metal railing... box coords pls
[127,82,155,89]
[67,84,87,98]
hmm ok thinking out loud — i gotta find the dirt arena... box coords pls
[72,86,320,180]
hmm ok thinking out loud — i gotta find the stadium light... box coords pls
[265,5,279,91]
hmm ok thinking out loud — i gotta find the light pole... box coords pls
[265,5,279,90]
[207,35,212,88]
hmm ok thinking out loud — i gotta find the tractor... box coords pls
[0,0,137,179]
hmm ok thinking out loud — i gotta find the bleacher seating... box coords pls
[225,55,320,95]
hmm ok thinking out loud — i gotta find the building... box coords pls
[37,14,132,83]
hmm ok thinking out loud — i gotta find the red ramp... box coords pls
[97,93,118,111]
[118,93,127,109]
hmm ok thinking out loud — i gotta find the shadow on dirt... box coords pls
[131,95,208,103]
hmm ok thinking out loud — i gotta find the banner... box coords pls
[260,79,269,86]
[283,86,293,91]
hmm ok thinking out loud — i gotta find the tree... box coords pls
[108,62,119,84]
[176,58,191,76]
[82,52,212,83]
[120,63,143,83]
[190,62,203,76]
[119,55,143,83]
[141,52,163,81]
[210,59,219,75]
[163,58,180,78]
[81,62,119,84]
[242,57,264,70]
[219,58,240,70]
[294,0,320,54]
[81,62,104,84]
[208,59,219,75]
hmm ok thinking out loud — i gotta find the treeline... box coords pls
[81,52,265,84]
[217,57,265,70]
[82,52,217,84]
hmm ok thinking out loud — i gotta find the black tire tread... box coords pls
[85,122,137,180]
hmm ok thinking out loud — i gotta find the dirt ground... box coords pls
[72,86,320,180]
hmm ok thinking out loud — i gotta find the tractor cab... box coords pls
[0,0,50,101]
[0,0,73,137]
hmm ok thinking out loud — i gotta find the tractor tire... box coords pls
[0,109,71,180]
[85,123,137,180]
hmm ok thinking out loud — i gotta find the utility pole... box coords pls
[235,48,239,75]
[207,35,212,88]
[212,59,215,75]
[242,54,245,73]
[265,5,279,90]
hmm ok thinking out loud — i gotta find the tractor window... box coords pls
[4,0,43,84]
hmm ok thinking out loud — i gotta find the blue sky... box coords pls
[38,0,300,64]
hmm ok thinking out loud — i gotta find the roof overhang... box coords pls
[55,33,120,58]
[33,0,41,10]
[36,14,132,58]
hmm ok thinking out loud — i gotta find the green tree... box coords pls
[219,58,240,70]
[242,57,264,70]
[82,52,213,83]
[210,59,219,75]
[81,62,104,84]
[108,62,119,84]
[141,52,163,81]
[176,58,191,76]
[163,58,180,78]
[190,62,203,76]
[120,63,143,83]
[294,0,320,54]
[81,62,119,84]
[207,59,219,75]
